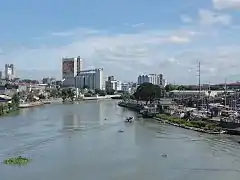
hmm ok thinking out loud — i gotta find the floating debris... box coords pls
[161,154,168,158]
[3,156,31,165]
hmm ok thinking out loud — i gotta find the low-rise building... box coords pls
[75,68,104,90]
[170,90,234,97]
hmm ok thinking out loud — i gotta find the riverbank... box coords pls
[155,114,224,134]
[0,107,20,117]
[117,101,226,134]
[118,101,143,112]
[19,102,44,108]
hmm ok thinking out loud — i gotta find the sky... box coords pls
[1,0,240,84]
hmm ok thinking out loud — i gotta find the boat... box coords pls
[124,117,134,123]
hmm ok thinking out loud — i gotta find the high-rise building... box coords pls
[105,76,121,92]
[75,68,104,90]
[108,76,114,81]
[0,71,2,79]
[62,56,82,87]
[5,64,15,80]
[137,73,164,87]
[76,56,83,74]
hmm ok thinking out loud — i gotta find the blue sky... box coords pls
[1,0,240,84]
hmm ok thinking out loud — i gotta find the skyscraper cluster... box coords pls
[62,56,104,90]
[137,73,167,87]
[0,64,15,80]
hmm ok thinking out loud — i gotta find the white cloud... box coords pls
[1,25,240,84]
[213,0,240,10]
[180,15,193,23]
[198,9,232,26]
[168,36,190,43]
[131,23,144,28]
[0,28,199,82]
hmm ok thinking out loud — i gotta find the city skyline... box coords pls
[1,0,240,84]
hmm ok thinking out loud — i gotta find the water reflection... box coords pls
[61,101,107,131]
[62,114,81,130]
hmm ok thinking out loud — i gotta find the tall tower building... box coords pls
[5,64,15,80]
[76,56,83,74]
[62,56,83,87]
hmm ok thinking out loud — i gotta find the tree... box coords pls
[61,88,75,102]
[133,83,162,104]
[106,89,115,95]
[67,88,75,102]
[177,85,185,91]
[12,93,20,107]
[0,104,4,115]
[26,93,35,102]
[38,94,46,100]
[165,84,177,92]
[61,89,68,101]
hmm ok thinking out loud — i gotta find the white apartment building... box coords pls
[105,80,122,91]
[75,68,104,90]
[121,82,132,93]
[62,56,83,87]
[137,74,164,86]
[5,64,15,80]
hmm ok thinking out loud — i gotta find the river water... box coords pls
[0,100,240,180]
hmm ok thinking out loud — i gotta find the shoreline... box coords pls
[117,101,225,135]
[153,117,224,134]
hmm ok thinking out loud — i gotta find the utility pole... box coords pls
[196,61,201,109]
[224,77,227,107]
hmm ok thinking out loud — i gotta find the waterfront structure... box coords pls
[170,90,234,97]
[62,56,82,87]
[5,64,15,80]
[137,73,164,87]
[75,68,104,90]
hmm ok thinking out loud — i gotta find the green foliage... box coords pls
[49,89,60,98]
[3,156,31,165]
[121,93,131,101]
[84,93,92,97]
[157,114,221,132]
[61,88,75,101]
[95,89,106,96]
[12,93,20,107]
[0,104,4,115]
[38,94,46,99]
[134,83,163,104]
[106,89,115,95]
[165,84,177,92]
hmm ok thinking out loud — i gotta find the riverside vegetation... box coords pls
[156,114,222,133]
[0,94,20,116]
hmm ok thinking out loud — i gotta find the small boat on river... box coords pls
[124,117,134,123]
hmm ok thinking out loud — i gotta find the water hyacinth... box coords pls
[3,156,31,165]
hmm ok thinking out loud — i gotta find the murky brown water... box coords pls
[0,100,240,180]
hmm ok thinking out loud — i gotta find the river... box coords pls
[0,100,240,180]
